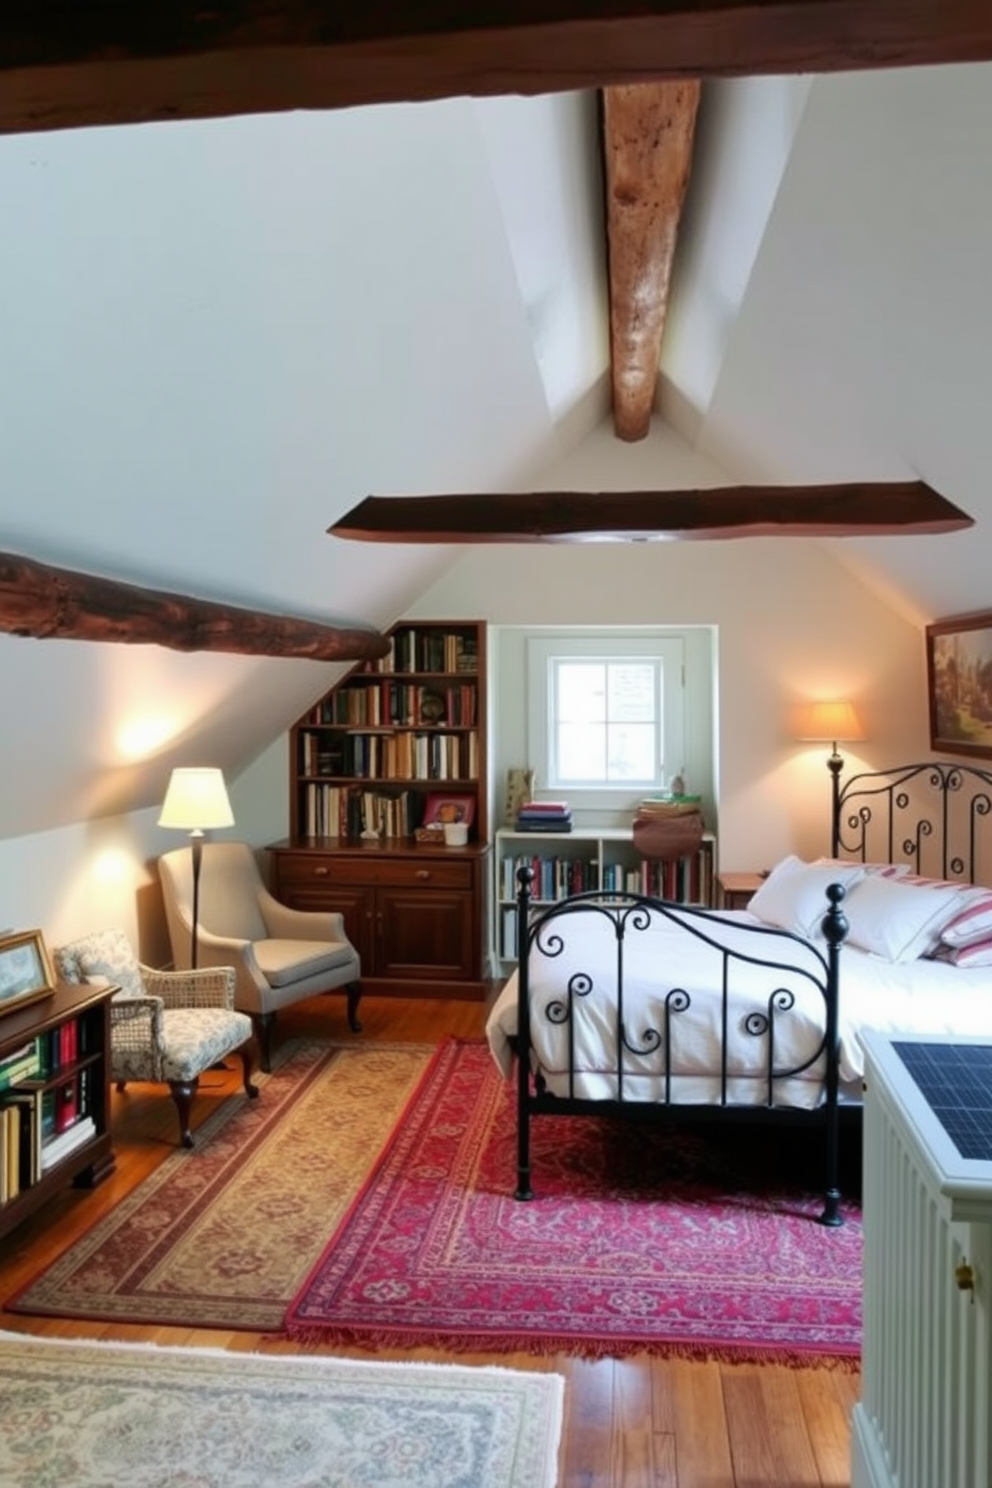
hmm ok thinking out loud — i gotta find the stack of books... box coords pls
[514,800,573,833]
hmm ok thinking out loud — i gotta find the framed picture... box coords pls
[927,612,992,759]
[0,929,56,1014]
[423,793,476,828]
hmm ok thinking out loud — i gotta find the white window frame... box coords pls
[527,633,685,811]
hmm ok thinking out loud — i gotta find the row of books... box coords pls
[302,730,478,783]
[303,785,417,840]
[0,1080,97,1205]
[305,682,477,730]
[499,842,715,915]
[0,1018,86,1096]
[370,628,479,676]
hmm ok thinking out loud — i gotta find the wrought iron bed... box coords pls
[494,759,992,1228]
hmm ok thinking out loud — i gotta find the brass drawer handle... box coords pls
[314,866,329,876]
[416,869,430,879]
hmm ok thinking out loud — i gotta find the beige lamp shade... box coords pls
[795,700,865,746]
[158,767,234,831]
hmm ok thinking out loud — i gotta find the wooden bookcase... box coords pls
[0,979,116,1239]
[270,620,489,1000]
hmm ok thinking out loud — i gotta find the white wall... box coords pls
[0,741,291,965]
[410,537,924,872]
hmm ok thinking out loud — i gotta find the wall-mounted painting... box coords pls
[927,611,992,759]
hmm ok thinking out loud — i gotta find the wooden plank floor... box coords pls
[0,993,860,1487]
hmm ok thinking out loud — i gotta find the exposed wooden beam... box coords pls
[3,3,992,136]
[0,552,389,662]
[603,81,701,441]
[328,484,972,543]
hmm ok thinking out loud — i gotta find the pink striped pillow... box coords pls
[939,891,992,949]
[938,936,992,968]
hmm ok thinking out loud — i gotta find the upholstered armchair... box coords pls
[54,927,258,1148]
[158,841,362,1073]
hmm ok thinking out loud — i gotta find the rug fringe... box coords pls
[277,1323,860,1372]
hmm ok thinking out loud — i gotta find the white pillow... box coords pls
[842,875,973,963]
[747,855,864,939]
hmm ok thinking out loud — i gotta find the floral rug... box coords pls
[285,1038,863,1363]
[6,1040,431,1330]
[0,1331,564,1488]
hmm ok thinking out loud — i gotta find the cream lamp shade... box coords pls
[158,768,234,831]
[795,700,865,752]
[158,768,234,969]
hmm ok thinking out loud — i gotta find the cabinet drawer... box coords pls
[275,852,474,892]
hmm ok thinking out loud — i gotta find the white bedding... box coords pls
[485,904,992,1110]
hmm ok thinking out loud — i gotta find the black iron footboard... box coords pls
[513,868,849,1225]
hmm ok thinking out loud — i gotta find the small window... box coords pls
[528,635,684,803]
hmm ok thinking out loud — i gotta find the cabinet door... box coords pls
[376,886,475,981]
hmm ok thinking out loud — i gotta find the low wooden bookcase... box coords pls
[0,979,116,1238]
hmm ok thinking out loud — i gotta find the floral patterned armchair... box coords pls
[54,928,258,1148]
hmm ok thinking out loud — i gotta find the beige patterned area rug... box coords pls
[6,1040,431,1331]
[0,1332,565,1488]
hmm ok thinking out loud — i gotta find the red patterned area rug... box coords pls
[285,1038,862,1364]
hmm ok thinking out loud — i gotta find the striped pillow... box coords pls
[939,891,992,949]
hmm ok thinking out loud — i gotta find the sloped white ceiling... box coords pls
[677,63,992,617]
[2,63,991,841]
[0,93,606,838]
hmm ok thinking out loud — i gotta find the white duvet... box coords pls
[485,905,992,1110]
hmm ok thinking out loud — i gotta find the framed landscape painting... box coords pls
[927,612,992,759]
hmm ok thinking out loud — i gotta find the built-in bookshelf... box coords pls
[0,980,115,1237]
[272,620,489,1001]
[289,620,486,844]
[494,827,716,963]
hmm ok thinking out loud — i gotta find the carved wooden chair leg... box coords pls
[168,1077,199,1149]
[346,984,363,1033]
[239,1041,260,1099]
[255,1012,275,1074]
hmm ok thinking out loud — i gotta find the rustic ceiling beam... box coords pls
[0,552,389,662]
[328,484,972,543]
[4,3,992,135]
[603,81,701,442]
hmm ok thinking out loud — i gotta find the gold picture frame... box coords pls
[0,929,56,1014]
[927,611,992,759]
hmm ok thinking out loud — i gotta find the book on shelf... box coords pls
[0,1040,42,1092]
[2,1086,43,1187]
[40,1114,97,1173]
[514,815,572,833]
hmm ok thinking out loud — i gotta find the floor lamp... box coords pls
[795,700,865,853]
[158,767,234,969]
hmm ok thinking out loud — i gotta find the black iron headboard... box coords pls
[832,759,992,884]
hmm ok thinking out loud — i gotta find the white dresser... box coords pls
[853,1032,992,1488]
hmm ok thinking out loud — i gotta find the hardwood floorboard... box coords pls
[0,992,860,1487]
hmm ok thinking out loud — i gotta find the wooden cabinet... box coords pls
[0,979,115,1239]
[269,842,487,997]
[716,871,765,910]
[274,623,490,1001]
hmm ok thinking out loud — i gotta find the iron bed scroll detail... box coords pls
[513,868,848,1227]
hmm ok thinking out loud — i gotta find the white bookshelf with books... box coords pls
[493,826,716,965]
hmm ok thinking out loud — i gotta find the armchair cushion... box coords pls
[254,938,357,988]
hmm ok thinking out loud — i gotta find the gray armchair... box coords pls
[158,841,361,1072]
[55,927,258,1148]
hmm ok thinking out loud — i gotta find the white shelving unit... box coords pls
[493,826,715,965]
